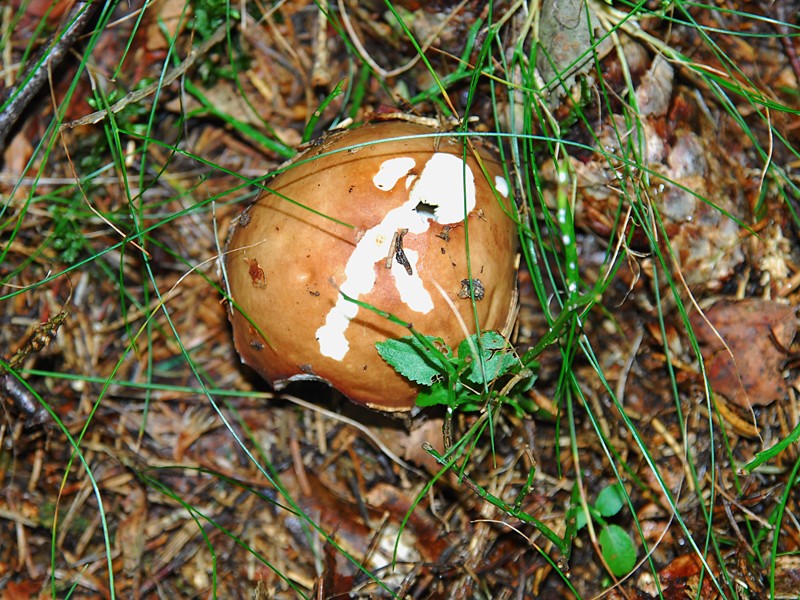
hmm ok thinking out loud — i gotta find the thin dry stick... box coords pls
[0,1,99,153]
[60,23,227,130]
[2,6,14,87]
[58,123,151,258]
[310,0,332,88]
[336,0,471,79]
[280,393,425,477]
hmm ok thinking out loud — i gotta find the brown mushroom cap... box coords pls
[225,121,518,411]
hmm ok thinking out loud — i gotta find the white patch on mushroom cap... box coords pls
[316,297,360,361]
[372,157,416,191]
[390,249,432,313]
[316,199,433,360]
[410,153,476,224]
[316,152,477,361]
[494,175,509,198]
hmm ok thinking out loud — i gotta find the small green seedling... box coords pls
[378,329,579,562]
[376,330,538,415]
[571,483,637,577]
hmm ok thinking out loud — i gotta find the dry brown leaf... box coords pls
[3,580,42,600]
[401,416,445,474]
[117,486,148,576]
[772,554,800,598]
[690,298,797,408]
[2,132,33,177]
[654,553,724,599]
[142,0,187,54]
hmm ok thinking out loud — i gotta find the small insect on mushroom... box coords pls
[225,120,518,411]
[458,278,485,301]
[394,228,413,276]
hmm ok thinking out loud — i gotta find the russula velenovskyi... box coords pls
[225,120,518,411]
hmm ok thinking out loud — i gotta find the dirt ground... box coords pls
[1,0,799,598]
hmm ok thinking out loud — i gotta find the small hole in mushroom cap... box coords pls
[413,202,437,220]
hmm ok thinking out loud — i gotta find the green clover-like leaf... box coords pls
[376,335,450,386]
[457,331,517,385]
[596,484,626,518]
[415,381,452,407]
[599,524,637,577]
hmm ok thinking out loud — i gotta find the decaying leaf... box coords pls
[690,298,797,408]
[537,0,603,103]
[771,554,800,598]
[654,553,728,598]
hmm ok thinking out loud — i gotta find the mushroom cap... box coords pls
[225,121,518,411]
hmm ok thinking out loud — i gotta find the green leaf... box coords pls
[452,388,486,411]
[595,484,626,518]
[415,381,452,407]
[599,524,637,577]
[303,79,346,143]
[574,509,588,531]
[457,331,517,385]
[376,335,450,386]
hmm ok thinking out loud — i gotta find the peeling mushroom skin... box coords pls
[226,121,518,411]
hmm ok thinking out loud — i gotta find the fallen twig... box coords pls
[59,23,227,130]
[0,2,99,154]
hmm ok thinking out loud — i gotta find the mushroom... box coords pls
[225,120,518,411]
